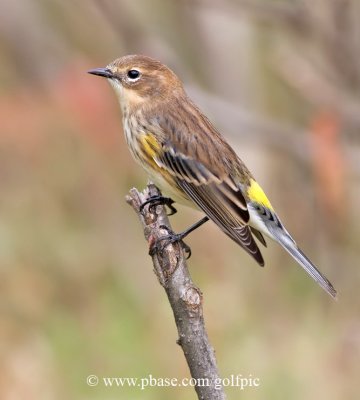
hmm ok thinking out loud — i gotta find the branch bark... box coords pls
[126,183,226,400]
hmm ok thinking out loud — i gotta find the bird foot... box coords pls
[149,225,191,259]
[140,195,177,216]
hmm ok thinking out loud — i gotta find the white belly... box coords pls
[145,167,195,209]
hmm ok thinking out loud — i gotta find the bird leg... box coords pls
[140,195,177,216]
[149,216,209,259]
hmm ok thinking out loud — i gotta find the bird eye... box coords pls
[127,69,141,80]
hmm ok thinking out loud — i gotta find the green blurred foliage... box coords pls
[0,0,359,399]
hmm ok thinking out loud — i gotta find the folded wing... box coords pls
[156,145,265,266]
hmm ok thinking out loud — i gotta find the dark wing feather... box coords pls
[250,227,267,247]
[157,147,264,266]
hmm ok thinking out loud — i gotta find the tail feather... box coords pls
[277,234,337,299]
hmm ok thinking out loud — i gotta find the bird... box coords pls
[88,54,337,299]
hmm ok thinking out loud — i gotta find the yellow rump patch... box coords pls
[247,179,273,210]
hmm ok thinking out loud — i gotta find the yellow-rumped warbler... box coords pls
[88,54,336,299]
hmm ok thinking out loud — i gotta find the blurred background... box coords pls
[0,0,359,399]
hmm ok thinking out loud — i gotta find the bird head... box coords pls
[88,55,183,112]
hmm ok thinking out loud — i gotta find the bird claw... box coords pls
[140,195,177,216]
[149,225,191,259]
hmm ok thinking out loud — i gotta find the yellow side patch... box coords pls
[139,133,169,176]
[247,179,273,210]
[140,133,160,159]
[139,133,177,189]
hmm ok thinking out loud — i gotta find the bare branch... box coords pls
[126,183,226,400]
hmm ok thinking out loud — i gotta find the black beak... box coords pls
[87,68,114,79]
